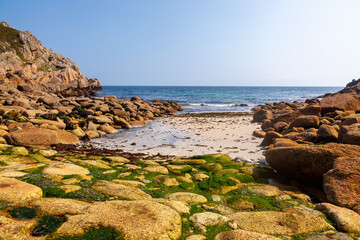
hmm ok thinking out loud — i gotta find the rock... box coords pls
[42,161,90,176]
[189,212,229,226]
[0,177,43,204]
[304,232,353,240]
[315,203,360,233]
[166,192,207,204]
[34,199,182,240]
[0,215,39,240]
[72,127,86,138]
[323,157,360,211]
[338,123,360,145]
[289,115,319,129]
[192,173,209,181]
[248,185,280,196]
[114,116,132,129]
[29,118,66,129]
[30,198,92,215]
[143,165,169,174]
[260,131,282,146]
[170,159,207,165]
[154,175,180,186]
[0,170,28,178]
[227,198,254,210]
[39,149,57,157]
[273,138,299,148]
[321,89,360,113]
[167,165,192,175]
[227,211,333,235]
[214,229,282,240]
[151,199,190,214]
[88,115,112,124]
[186,235,206,240]
[4,128,79,149]
[11,146,29,155]
[91,180,152,200]
[253,109,273,122]
[98,124,117,134]
[253,130,266,138]
[273,121,288,132]
[80,160,111,169]
[111,179,146,188]
[317,124,338,142]
[59,185,82,193]
[85,130,99,139]
[266,143,360,184]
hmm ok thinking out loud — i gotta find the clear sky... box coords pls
[1,0,359,86]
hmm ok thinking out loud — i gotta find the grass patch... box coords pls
[32,215,64,236]
[9,207,37,219]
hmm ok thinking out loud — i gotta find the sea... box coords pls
[97,86,342,113]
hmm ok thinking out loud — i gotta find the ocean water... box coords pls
[97,86,342,113]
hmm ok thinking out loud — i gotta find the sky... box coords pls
[1,0,360,86]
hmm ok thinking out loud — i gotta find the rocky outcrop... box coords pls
[0,22,101,96]
[323,157,360,213]
[265,143,360,184]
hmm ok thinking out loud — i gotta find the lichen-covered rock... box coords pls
[54,200,182,240]
[227,211,334,235]
[4,128,79,149]
[91,180,152,200]
[0,177,43,204]
[190,212,229,226]
[315,203,360,233]
[323,157,360,212]
[42,161,90,176]
[214,229,282,240]
[166,192,207,204]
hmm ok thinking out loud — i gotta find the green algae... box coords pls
[198,175,237,191]
[235,173,255,183]
[32,215,64,236]
[9,207,37,219]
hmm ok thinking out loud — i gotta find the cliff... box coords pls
[0,21,101,96]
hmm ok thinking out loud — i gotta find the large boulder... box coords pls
[266,143,360,184]
[227,210,333,235]
[0,177,43,204]
[253,109,273,122]
[323,157,360,213]
[289,115,319,129]
[4,128,79,148]
[320,79,360,113]
[55,200,181,239]
[338,123,360,145]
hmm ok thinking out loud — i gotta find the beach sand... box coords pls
[88,112,266,165]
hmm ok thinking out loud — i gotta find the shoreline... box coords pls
[87,112,266,165]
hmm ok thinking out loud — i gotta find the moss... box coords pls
[3,114,13,119]
[178,165,193,173]
[9,207,37,219]
[192,154,231,163]
[227,193,280,210]
[205,224,231,239]
[32,215,64,236]
[235,174,255,183]
[55,228,122,240]
[198,174,237,190]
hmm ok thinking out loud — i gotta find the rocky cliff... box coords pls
[0,21,101,96]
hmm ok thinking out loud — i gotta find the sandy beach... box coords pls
[88,112,266,164]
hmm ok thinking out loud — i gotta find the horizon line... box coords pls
[99,85,343,88]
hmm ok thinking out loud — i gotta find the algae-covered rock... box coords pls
[0,215,39,240]
[42,162,90,179]
[315,203,360,233]
[92,180,152,200]
[190,212,229,226]
[170,159,207,165]
[58,185,82,193]
[54,200,182,240]
[143,165,169,174]
[30,198,92,215]
[0,177,43,204]
[167,165,193,174]
[166,192,207,204]
[214,229,282,240]
[227,211,334,235]
[111,179,146,188]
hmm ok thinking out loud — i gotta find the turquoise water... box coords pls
[98,86,342,112]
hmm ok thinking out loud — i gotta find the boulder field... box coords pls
[0,148,359,239]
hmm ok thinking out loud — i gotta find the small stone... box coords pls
[59,185,81,193]
[211,195,222,202]
[192,173,209,181]
[166,192,207,204]
[11,147,29,156]
[190,212,229,226]
[143,165,169,174]
[186,235,206,240]
[248,185,281,196]
[39,149,57,157]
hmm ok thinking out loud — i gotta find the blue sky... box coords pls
[1,0,360,86]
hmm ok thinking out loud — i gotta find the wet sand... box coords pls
[88,112,266,165]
